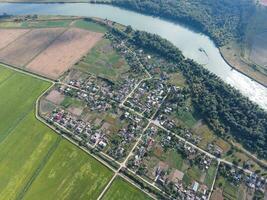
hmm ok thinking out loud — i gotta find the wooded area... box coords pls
[111,0,256,46]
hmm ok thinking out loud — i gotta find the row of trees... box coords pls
[111,27,267,159]
[110,0,256,46]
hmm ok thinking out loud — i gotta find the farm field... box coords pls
[0,64,113,200]
[0,29,30,49]
[23,140,113,200]
[0,28,65,67]
[102,177,151,200]
[27,28,103,79]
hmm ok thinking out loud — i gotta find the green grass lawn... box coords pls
[102,177,151,200]
[24,140,113,200]
[75,39,130,82]
[0,64,113,200]
[74,19,108,33]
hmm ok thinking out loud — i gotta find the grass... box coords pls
[175,108,198,128]
[60,96,84,108]
[24,140,113,200]
[167,149,183,170]
[75,39,130,82]
[204,162,217,188]
[102,177,152,200]
[186,165,202,182]
[0,64,114,199]
[168,72,186,87]
[74,19,108,33]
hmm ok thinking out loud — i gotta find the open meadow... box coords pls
[0,64,113,200]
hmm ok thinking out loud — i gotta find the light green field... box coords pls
[75,39,130,82]
[24,140,113,200]
[0,64,113,200]
[74,19,108,33]
[102,177,151,200]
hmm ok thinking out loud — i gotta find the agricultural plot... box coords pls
[127,125,218,199]
[102,177,152,200]
[0,64,113,199]
[0,28,65,67]
[27,28,103,79]
[75,38,130,83]
[23,140,113,200]
[0,29,29,49]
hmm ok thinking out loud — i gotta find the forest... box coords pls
[109,0,256,46]
[111,27,267,159]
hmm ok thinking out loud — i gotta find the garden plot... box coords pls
[26,28,103,79]
[0,28,64,67]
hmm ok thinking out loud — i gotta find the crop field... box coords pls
[23,140,113,200]
[0,28,64,67]
[0,64,113,200]
[102,177,151,200]
[75,38,130,82]
[27,28,103,79]
[0,29,29,49]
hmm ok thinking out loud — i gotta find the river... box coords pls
[0,2,267,110]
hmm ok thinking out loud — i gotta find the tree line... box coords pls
[109,0,256,46]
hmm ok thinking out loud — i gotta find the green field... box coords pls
[0,64,113,200]
[74,19,108,33]
[24,140,113,200]
[75,39,130,82]
[102,177,151,200]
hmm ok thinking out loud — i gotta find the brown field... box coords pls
[27,28,103,79]
[250,31,267,68]
[0,29,30,50]
[0,28,64,67]
[45,90,65,105]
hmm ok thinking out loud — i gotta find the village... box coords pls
[38,26,267,200]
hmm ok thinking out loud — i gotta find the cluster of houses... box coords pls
[125,79,169,118]
[65,72,140,104]
[47,105,147,161]
[128,125,214,200]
